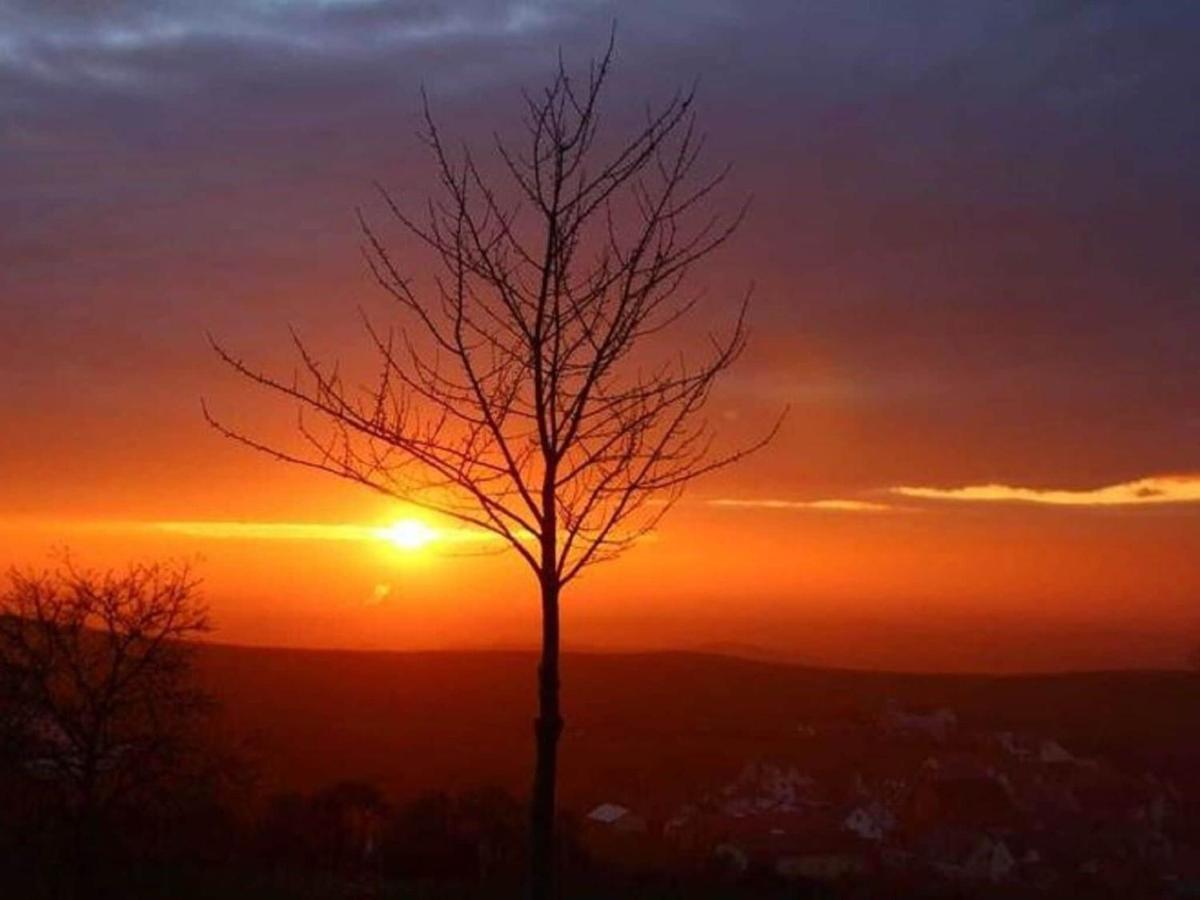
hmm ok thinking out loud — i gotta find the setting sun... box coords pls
[376,519,438,551]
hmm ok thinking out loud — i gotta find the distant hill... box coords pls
[689,642,815,665]
[196,644,1200,810]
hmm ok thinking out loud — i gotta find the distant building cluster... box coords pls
[582,700,1198,897]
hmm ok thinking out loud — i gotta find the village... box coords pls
[580,700,1199,897]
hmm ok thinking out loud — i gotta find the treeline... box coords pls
[2,769,563,898]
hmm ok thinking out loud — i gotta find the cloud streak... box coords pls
[708,498,895,513]
[892,474,1200,507]
[0,517,495,547]
[0,0,568,92]
[151,519,497,544]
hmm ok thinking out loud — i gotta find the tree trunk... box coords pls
[529,572,562,900]
[71,796,98,900]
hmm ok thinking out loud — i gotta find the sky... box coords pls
[2,0,1198,671]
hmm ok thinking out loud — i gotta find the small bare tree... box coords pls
[208,36,779,898]
[0,560,212,897]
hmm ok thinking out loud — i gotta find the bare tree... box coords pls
[207,35,779,899]
[0,560,212,897]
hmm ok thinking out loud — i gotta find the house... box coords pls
[581,803,652,868]
[997,733,1078,767]
[720,761,819,814]
[584,803,646,833]
[697,808,861,877]
[879,700,957,742]
[996,730,1036,759]
[843,802,895,842]
[961,834,1016,881]
[1038,739,1073,765]
[921,828,1016,883]
[710,815,870,883]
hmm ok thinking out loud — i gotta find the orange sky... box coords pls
[2,478,1197,671]
[3,1,1199,671]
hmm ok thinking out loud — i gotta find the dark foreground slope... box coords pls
[196,644,1200,808]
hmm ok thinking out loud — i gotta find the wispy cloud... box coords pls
[155,521,378,541]
[0,0,564,89]
[152,519,496,545]
[892,474,1200,507]
[0,518,498,547]
[708,498,895,513]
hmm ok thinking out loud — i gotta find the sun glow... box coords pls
[376,519,439,551]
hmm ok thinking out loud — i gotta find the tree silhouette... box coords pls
[0,560,212,898]
[207,34,778,899]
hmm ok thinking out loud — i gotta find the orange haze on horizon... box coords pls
[3,482,1198,673]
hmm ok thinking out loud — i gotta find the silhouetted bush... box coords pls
[0,560,240,899]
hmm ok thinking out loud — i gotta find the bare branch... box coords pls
[209,36,780,588]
